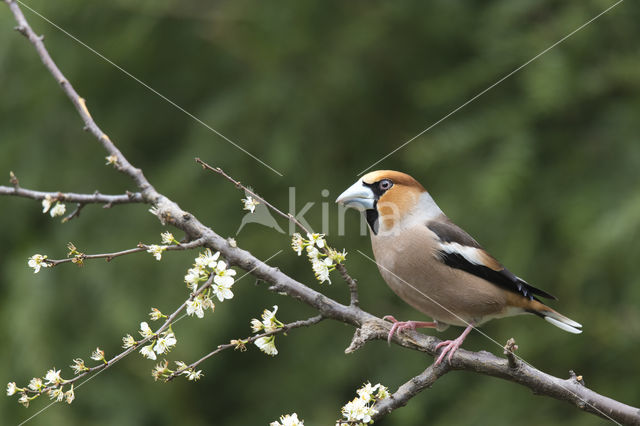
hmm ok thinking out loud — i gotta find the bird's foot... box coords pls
[434,323,474,365]
[434,338,464,365]
[382,315,436,345]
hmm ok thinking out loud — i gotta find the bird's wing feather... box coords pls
[426,220,557,300]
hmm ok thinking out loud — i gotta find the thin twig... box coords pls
[21,272,214,398]
[167,315,324,381]
[372,363,451,420]
[43,239,206,266]
[0,185,144,205]
[196,158,305,231]
[61,203,84,223]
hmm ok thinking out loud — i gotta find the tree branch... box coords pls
[5,0,154,193]
[0,185,144,205]
[167,315,324,381]
[41,239,206,267]
[4,1,639,424]
[372,363,451,420]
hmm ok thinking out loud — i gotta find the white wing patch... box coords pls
[438,242,487,266]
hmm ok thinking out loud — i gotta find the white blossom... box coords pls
[140,344,157,360]
[250,318,264,333]
[42,196,52,213]
[65,385,75,404]
[122,334,136,349]
[6,382,17,396]
[340,382,389,424]
[146,244,167,261]
[186,369,203,381]
[261,305,280,332]
[341,397,377,424]
[28,254,50,273]
[305,245,320,260]
[357,382,376,401]
[28,377,43,392]
[306,232,325,248]
[139,321,154,338]
[375,384,390,400]
[160,231,174,244]
[186,297,205,318]
[270,413,304,426]
[241,195,259,213]
[18,393,30,407]
[44,368,62,386]
[90,347,105,362]
[312,257,333,284]
[49,202,66,217]
[149,308,163,321]
[49,387,64,402]
[154,332,177,355]
[184,267,203,291]
[255,336,278,356]
[213,261,236,287]
[212,282,234,302]
[70,359,87,375]
[152,360,169,381]
[195,249,220,270]
[291,233,304,256]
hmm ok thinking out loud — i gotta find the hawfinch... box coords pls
[336,170,582,364]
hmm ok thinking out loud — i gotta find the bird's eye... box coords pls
[379,179,393,191]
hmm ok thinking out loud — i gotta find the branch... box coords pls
[41,239,205,267]
[5,0,154,193]
[0,185,144,206]
[372,363,451,420]
[4,2,639,424]
[167,315,324,381]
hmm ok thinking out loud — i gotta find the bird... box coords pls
[336,170,582,364]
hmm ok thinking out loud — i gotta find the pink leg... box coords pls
[383,315,437,345]
[434,323,474,365]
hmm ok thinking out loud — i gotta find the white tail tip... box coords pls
[544,316,582,334]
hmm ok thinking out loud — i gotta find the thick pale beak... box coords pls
[335,180,375,211]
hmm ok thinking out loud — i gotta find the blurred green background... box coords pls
[1,0,639,424]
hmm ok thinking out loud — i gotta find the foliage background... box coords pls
[1,0,639,424]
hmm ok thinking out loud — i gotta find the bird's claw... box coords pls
[435,338,463,365]
[382,316,436,345]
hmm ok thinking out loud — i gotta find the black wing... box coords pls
[427,220,557,301]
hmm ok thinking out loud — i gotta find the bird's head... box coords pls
[336,170,441,234]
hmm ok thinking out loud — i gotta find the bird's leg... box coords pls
[382,315,437,345]
[434,323,474,365]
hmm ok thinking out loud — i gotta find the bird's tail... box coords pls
[536,308,583,334]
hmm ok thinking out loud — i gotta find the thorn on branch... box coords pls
[503,337,519,369]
